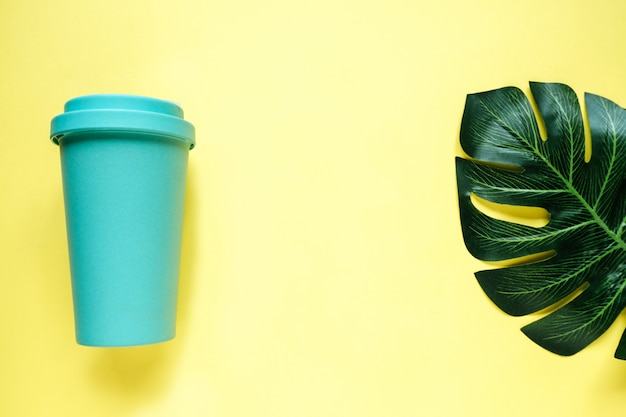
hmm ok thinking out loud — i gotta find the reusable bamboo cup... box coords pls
[50,94,195,347]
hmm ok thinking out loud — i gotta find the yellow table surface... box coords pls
[3,0,626,415]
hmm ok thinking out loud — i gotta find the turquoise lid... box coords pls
[50,94,195,149]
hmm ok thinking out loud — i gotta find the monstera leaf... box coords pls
[456,82,626,359]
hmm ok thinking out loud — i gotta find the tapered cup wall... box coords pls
[59,132,190,346]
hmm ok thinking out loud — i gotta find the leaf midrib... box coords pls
[479,96,626,339]
[480,98,626,253]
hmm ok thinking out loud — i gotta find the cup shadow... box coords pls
[87,161,200,410]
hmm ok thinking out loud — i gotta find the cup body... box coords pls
[51,95,195,347]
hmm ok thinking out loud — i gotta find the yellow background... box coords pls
[3,0,626,415]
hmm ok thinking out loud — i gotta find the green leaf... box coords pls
[456,82,626,359]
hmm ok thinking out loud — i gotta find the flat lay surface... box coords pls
[3,0,626,415]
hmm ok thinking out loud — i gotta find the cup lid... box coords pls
[50,94,195,149]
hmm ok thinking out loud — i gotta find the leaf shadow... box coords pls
[590,312,626,394]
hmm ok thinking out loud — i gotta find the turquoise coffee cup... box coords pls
[50,94,195,347]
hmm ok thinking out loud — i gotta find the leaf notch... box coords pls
[457,81,626,359]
